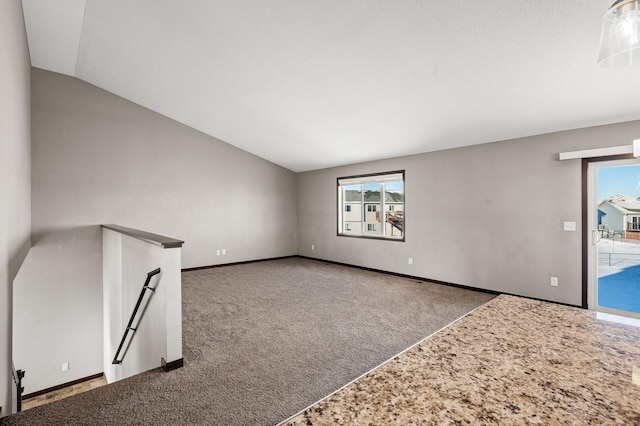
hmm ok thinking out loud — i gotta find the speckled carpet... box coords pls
[1,257,494,425]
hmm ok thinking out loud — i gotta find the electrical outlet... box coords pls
[550,277,559,287]
[221,249,226,255]
[311,244,315,250]
[408,257,413,265]
[216,249,220,256]
[61,362,69,371]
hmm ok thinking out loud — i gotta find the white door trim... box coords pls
[587,158,640,318]
[560,139,640,160]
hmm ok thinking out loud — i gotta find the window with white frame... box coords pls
[337,171,404,240]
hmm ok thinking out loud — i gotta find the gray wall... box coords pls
[297,121,640,306]
[0,0,32,415]
[30,69,297,267]
[14,69,297,394]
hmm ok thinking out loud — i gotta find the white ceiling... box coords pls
[21,0,640,172]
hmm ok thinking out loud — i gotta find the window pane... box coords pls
[343,184,362,235]
[363,183,382,236]
[384,180,404,239]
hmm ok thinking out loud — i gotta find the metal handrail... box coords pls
[627,222,640,231]
[12,362,24,412]
[112,268,161,365]
[599,251,640,266]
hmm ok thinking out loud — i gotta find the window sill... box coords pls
[337,233,405,242]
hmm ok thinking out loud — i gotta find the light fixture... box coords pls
[598,0,640,67]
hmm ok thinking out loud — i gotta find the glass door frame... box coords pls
[584,155,640,317]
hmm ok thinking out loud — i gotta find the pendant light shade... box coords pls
[598,0,640,67]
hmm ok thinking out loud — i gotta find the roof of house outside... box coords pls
[345,190,404,203]
[599,195,640,214]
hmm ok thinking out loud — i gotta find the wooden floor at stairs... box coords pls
[22,376,107,411]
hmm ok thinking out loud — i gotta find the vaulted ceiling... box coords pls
[21,1,640,172]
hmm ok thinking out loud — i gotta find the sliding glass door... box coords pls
[588,158,640,317]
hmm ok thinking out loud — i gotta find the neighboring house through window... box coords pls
[337,171,404,240]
